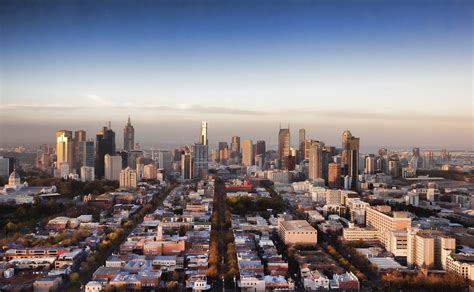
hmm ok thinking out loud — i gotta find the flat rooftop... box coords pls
[280,220,316,232]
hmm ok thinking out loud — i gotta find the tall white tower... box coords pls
[200,121,208,145]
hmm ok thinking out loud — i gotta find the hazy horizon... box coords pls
[1,0,472,150]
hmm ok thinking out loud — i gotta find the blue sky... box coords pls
[0,0,472,150]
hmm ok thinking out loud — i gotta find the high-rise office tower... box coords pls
[219,147,230,164]
[74,130,86,171]
[0,156,10,177]
[158,151,173,174]
[127,150,143,169]
[218,142,229,162]
[200,121,208,145]
[412,147,420,158]
[181,147,192,180]
[171,148,181,162]
[231,136,241,153]
[192,143,208,178]
[440,149,449,161]
[119,167,137,190]
[56,130,74,171]
[211,148,219,162]
[304,139,319,161]
[365,155,376,174]
[308,141,323,180]
[299,129,305,152]
[328,163,342,189]
[191,122,209,178]
[298,128,306,164]
[256,140,266,156]
[82,139,94,167]
[95,124,116,179]
[218,142,229,152]
[422,151,434,170]
[341,130,360,187]
[388,159,401,177]
[278,125,290,168]
[412,147,421,170]
[241,139,254,167]
[123,116,135,151]
[116,151,129,169]
[321,148,331,183]
[104,154,122,181]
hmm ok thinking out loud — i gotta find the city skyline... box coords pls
[0,2,473,289]
[1,0,472,149]
[0,117,472,152]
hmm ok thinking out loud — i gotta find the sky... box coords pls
[0,0,472,151]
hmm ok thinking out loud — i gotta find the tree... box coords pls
[5,222,18,235]
[206,265,218,278]
[178,225,187,236]
[69,272,80,283]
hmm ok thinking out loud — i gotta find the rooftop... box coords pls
[280,220,316,232]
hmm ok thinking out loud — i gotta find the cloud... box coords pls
[0,103,83,110]
[0,102,471,125]
[84,94,115,106]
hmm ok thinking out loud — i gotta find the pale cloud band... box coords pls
[0,102,471,125]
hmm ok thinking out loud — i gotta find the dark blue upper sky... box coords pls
[0,0,472,148]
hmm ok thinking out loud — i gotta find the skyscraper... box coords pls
[123,116,135,151]
[82,139,94,167]
[278,126,290,168]
[328,163,342,189]
[95,124,116,179]
[158,151,173,174]
[127,150,143,169]
[256,140,266,156]
[74,130,86,171]
[304,139,315,160]
[365,155,376,174]
[388,159,401,177]
[218,142,228,152]
[120,167,137,190]
[412,147,421,170]
[241,139,254,167]
[56,130,74,172]
[341,130,360,187]
[200,121,208,146]
[104,154,122,181]
[299,128,305,152]
[321,147,331,183]
[192,143,208,178]
[422,151,434,170]
[231,136,240,153]
[308,141,323,180]
[181,147,192,180]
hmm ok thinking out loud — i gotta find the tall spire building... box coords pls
[123,116,135,151]
[200,121,208,146]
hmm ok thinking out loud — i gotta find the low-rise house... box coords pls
[330,272,359,290]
